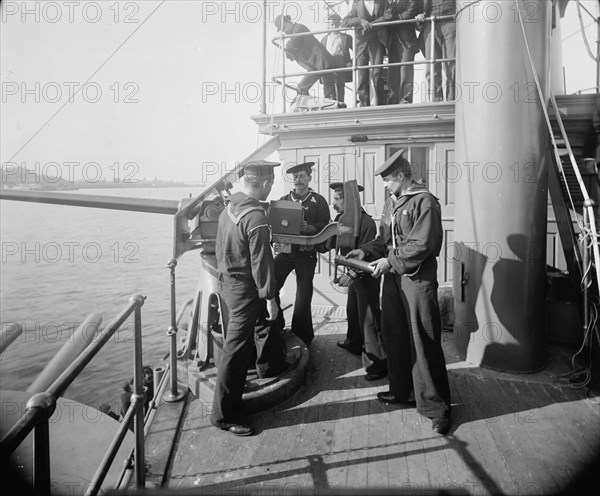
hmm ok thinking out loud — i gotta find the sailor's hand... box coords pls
[415,13,425,22]
[370,257,391,278]
[266,298,279,321]
[360,19,372,32]
[345,248,366,260]
[299,221,309,233]
[337,273,354,287]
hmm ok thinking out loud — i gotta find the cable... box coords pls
[576,0,599,62]
[515,0,600,390]
[455,0,482,19]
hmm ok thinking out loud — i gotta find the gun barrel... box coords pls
[334,255,374,275]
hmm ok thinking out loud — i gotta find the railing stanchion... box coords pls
[429,16,436,102]
[352,27,358,107]
[27,393,56,496]
[131,296,146,488]
[163,259,185,403]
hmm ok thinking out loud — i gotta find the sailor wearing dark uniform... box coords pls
[274,162,331,345]
[210,161,287,437]
[346,149,451,435]
[328,182,387,380]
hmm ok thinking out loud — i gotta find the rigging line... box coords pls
[514,0,585,233]
[455,0,482,19]
[516,0,600,358]
[562,20,596,42]
[576,0,599,20]
[577,1,599,61]
[6,0,167,163]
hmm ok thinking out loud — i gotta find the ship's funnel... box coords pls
[453,0,551,371]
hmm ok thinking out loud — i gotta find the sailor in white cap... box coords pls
[273,162,331,345]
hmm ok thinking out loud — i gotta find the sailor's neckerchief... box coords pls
[289,188,316,204]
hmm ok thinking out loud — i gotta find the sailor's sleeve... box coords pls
[247,214,277,299]
[387,205,441,274]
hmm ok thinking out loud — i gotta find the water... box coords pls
[0,187,208,412]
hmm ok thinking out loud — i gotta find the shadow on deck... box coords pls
[140,312,600,496]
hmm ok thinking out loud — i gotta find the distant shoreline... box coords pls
[0,181,205,192]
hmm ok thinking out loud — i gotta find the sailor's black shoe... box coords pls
[222,424,255,436]
[376,391,416,406]
[337,340,361,356]
[432,417,451,435]
[364,372,386,381]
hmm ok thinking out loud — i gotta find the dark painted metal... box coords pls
[0,190,179,214]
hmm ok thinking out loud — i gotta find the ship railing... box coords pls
[0,295,148,496]
[271,15,455,112]
[0,323,23,355]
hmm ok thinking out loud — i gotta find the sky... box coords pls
[0,0,598,184]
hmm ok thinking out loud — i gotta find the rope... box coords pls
[576,0,600,62]
[515,0,600,389]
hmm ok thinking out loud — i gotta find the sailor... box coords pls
[210,160,287,437]
[328,182,387,380]
[274,162,331,345]
[346,149,451,435]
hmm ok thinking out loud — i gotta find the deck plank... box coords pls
[448,373,509,495]
[148,313,600,494]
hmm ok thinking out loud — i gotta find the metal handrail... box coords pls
[270,15,455,108]
[0,294,148,495]
[0,323,22,355]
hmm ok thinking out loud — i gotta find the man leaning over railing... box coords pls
[274,14,345,104]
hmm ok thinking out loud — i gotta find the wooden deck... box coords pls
[146,312,600,496]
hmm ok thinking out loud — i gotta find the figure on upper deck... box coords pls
[210,161,288,437]
[387,0,420,104]
[274,162,331,346]
[321,12,354,104]
[415,0,456,102]
[341,0,393,106]
[274,14,345,103]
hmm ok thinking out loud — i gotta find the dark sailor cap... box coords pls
[326,12,342,22]
[274,14,291,31]
[241,160,280,180]
[329,182,364,192]
[374,148,409,177]
[286,162,315,175]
